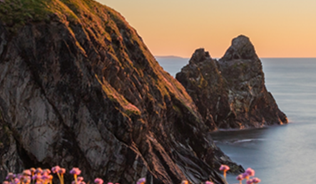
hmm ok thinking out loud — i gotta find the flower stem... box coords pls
[74,174,78,184]
[57,173,62,184]
[61,174,64,184]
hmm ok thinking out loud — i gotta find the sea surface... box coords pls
[156,57,316,183]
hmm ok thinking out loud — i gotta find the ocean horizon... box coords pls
[156,56,316,183]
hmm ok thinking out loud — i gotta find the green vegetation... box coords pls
[0,0,78,32]
[0,0,118,34]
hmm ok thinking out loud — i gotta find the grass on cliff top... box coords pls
[0,0,118,33]
[0,0,71,31]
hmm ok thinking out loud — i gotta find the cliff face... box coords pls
[176,35,288,130]
[0,0,241,183]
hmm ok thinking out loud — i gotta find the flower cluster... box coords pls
[2,165,261,184]
[4,168,53,184]
[236,168,261,184]
[2,167,99,184]
[218,165,261,184]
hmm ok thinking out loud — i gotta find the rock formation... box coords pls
[0,0,242,183]
[176,35,288,130]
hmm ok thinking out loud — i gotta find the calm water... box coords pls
[156,57,316,183]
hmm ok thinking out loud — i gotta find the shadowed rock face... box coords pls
[176,35,288,130]
[0,0,241,183]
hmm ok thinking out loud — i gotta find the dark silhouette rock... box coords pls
[0,0,241,183]
[176,35,288,130]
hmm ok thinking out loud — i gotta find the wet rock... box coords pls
[176,35,288,130]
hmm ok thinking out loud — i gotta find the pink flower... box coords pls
[246,179,254,184]
[236,174,244,181]
[23,170,32,176]
[13,178,20,184]
[51,166,61,173]
[77,177,84,182]
[219,164,230,180]
[136,178,146,184]
[32,174,42,180]
[219,165,230,171]
[94,178,104,184]
[242,172,249,179]
[23,176,31,184]
[252,178,261,183]
[3,181,9,184]
[70,168,81,175]
[41,172,50,180]
[205,181,214,184]
[36,168,43,174]
[58,168,66,175]
[43,169,51,174]
[6,173,15,180]
[30,168,36,176]
[245,168,255,177]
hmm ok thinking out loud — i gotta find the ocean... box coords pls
[156,57,316,183]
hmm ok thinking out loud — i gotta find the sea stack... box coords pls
[176,35,288,130]
[0,0,240,183]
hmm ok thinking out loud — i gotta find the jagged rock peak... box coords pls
[221,35,257,61]
[176,35,288,130]
[189,48,211,65]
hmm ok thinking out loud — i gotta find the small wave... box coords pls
[233,139,253,143]
[215,138,265,145]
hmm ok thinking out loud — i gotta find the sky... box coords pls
[97,0,316,58]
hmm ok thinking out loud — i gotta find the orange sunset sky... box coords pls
[98,0,316,58]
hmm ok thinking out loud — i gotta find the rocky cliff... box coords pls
[176,35,288,130]
[0,0,241,183]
